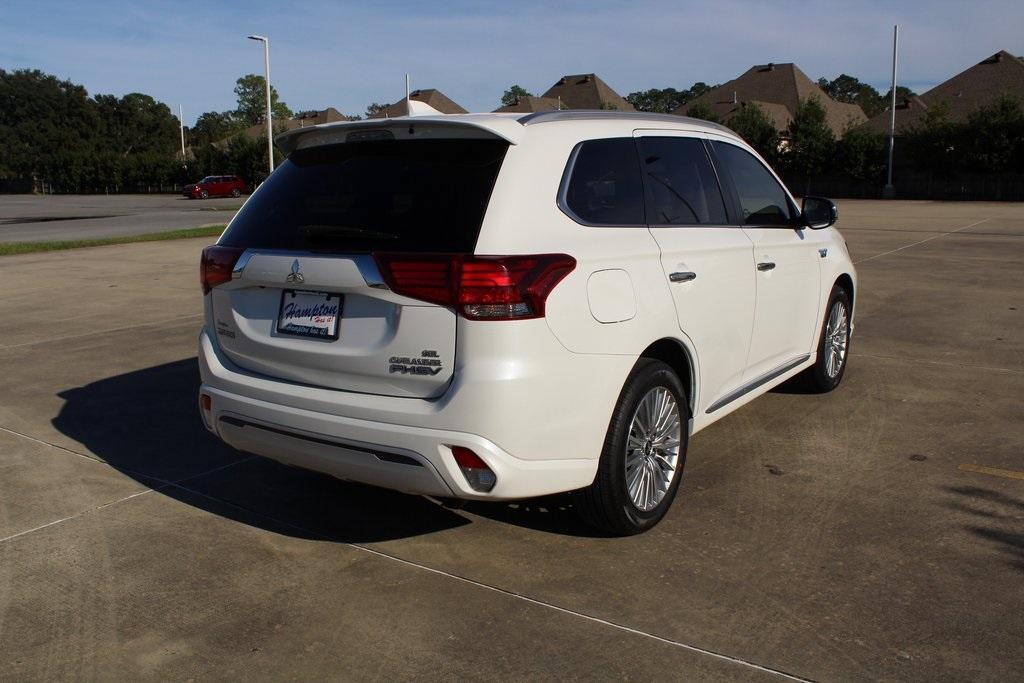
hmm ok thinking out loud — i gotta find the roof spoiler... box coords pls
[275,116,523,155]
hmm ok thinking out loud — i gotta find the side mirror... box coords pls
[801,196,838,230]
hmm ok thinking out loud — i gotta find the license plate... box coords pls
[277,290,342,340]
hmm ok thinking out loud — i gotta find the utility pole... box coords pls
[247,35,274,175]
[405,74,411,115]
[884,25,899,198]
[178,104,186,166]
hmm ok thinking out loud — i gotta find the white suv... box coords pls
[198,111,855,535]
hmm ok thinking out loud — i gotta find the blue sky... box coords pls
[2,0,1021,125]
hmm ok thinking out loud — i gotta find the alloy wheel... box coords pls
[824,301,849,378]
[624,387,682,512]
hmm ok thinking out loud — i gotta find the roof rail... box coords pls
[517,109,735,135]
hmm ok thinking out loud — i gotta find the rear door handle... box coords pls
[756,262,776,272]
[669,271,697,283]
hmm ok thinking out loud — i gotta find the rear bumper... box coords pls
[200,382,596,500]
[198,328,601,500]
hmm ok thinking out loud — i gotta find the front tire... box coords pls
[803,285,851,392]
[199,189,209,199]
[573,359,689,535]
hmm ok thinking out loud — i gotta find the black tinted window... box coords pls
[639,137,727,225]
[712,142,794,226]
[219,139,508,253]
[564,138,644,225]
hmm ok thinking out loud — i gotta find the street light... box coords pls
[247,34,274,175]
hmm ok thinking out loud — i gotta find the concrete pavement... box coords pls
[0,194,239,243]
[0,200,1021,680]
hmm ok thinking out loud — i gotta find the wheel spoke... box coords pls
[623,387,683,512]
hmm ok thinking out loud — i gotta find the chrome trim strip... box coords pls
[705,354,810,414]
[231,249,256,279]
[229,249,388,289]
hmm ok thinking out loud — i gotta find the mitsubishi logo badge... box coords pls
[286,259,304,284]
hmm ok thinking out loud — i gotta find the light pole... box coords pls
[884,25,899,198]
[247,34,274,175]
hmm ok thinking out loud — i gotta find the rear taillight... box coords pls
[451,446,496,492]
[374,253,575,320]
[200,245,244,294]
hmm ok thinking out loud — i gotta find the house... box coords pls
[493,96,566,113]
[236,108,351,141]
[865,50,1024,134]
[367,89,468,118]
[674,63,867,136]
[540,74,635,111]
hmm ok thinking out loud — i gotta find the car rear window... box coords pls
[220,139,509,253]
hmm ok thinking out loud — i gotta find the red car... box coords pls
[183,175,246,199]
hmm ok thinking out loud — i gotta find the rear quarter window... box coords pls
[220,139,509,253]
[561,138,645,226]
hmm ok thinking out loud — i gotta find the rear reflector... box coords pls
[200,245,245,294]
[451,446,496,492]
[374,253,575,320]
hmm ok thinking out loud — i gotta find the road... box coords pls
[0,200,1022,679]
[0,194,239,242]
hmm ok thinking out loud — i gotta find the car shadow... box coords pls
[51,359,604,542]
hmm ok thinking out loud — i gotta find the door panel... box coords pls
[635,132,757,411]
[708,141,822,378]
[650,227,756,407]
[742,227,822,376]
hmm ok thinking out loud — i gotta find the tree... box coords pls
[626,88,684,113]
[836,124,887,183]
[190,111,241,147]
[501,85,532,107]
[626,82,719,113]
[961,94,1024,172]
[817,74,884,117]
[728,102,779,164]
[903,101,959,176]
[233,74,292,126]
[685,101,721,123]
[784,97,836,181]
[364,102,388,118]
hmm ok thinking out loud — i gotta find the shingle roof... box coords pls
[865,50,1024,134]
[368,89,468,118]
[492,96,566,113]
[541,74,636,111]
[237,107,350,141]
[674,63,866,135]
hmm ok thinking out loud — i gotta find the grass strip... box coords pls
[0,225,226,256]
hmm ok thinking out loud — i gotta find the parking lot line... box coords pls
[958,463,1024,481]
[854,218,990,264]
[166,477,812,682]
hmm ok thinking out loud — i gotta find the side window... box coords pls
[638,137,727,225]
[563,138,645,226]
[712,142,794,226]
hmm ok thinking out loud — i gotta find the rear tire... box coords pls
[573,359,689,535]
[803,285,851,392]
[231,188,241,198]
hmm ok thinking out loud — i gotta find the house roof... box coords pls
[865,50,1024,134]
[234,108,351,142]
[674,62,866,135]
[368,89,468,118]
[540,73,636,111]
[492,96,566,113]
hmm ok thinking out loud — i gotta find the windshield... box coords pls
[219,139,509,254]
